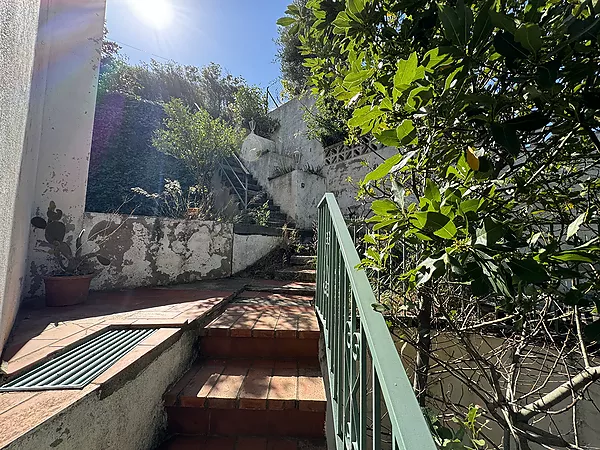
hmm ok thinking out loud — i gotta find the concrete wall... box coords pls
[79,213,233,291]
[268,170,325,229]
[0,0,44,356]
[23,0,106,297]
[25,213,283,292]
[0,0,106,350]
[268,96,325,168]
[4,329,197,450]
[232,233,282,274]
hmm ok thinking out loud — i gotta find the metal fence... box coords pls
[316,193,436,450]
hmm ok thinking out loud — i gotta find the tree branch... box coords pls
[518,366,600,421]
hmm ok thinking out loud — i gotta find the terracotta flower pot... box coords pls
[43,274,95,307]
[186,207,200,219]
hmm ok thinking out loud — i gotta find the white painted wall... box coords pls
[268,96,325,168]
[268,170,325,229]
[0,0,107,351]
[0,0,43,353]
[232,233,282,274]
[23,0,106,297]
[72,213,282,290]
[80,213,233,291]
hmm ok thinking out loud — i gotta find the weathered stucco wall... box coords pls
[268,96,325,168]
[232,233,282,274]
[22,0,106,298]
[268,170,325,229]
[81,213,233,291]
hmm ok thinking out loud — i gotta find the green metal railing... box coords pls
[316,193,436,450]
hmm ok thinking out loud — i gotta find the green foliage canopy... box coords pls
[152,99,245,187]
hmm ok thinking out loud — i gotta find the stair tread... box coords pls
[167,358,326,411]
[159,436,327,450]
[203,302,319,339]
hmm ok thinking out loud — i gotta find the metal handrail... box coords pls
[219,154,249,209]
[316,193,436,450]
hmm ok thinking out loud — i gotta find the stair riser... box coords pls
[200,337,319,360]
[167,407,325,438]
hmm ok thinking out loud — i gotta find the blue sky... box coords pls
[105,0,290,90]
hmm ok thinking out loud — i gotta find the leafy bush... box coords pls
[152,99,245,187]
[285,0,600,448]
[131,179,218,220]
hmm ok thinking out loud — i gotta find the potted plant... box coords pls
[31,202,111,307]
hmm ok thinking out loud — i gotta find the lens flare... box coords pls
[128,0,173,30]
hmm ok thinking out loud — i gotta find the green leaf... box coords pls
[567,211,586,239]
[96,255,111,266]
[493,31,529,60]
[455,0,474,45]
[504,112,548,131]
[412,212,457,239]
[470,0,494,51]
[276,17,296,26]
[488,10,517,34]
[515,23,542,53]
[396,119,418,146]
[417,254,446,286]
[491,123,520,155]
[45,221,66,244]
[423,48,453,70]
[438,4,462,45]
[475,218,504,246]
[459,199,480,215]
[508,258,549,283]
[371,199,399,216]
[347,0,366,14]
[31,217,47,229]
[393,53,418,94]
[374,129,399,147]
[363,154,402,183]
[424,179,441,203]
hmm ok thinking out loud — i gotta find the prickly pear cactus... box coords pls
[31,202,111,275]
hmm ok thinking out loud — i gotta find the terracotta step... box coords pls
[158,435,327,450]
[165,359,326,438]
[199,300,319,359]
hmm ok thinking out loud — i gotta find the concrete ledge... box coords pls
[233,223,283,236]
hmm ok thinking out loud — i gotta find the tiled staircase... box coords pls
[159,285,326,449]
[220,156,292,228]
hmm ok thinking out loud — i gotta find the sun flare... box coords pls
[129,0,173,29]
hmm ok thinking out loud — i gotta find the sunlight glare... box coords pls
[129,0,174,30]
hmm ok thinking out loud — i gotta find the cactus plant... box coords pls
[31,201,111,276]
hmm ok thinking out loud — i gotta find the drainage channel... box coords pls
[0,328,155,392]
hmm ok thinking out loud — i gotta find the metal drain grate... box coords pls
[0,328,155,392]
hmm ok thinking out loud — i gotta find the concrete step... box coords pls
[158,436,327,450]
[290,255,316,267]
[274,268,317,283]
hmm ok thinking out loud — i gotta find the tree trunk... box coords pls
[413,290,433,406]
